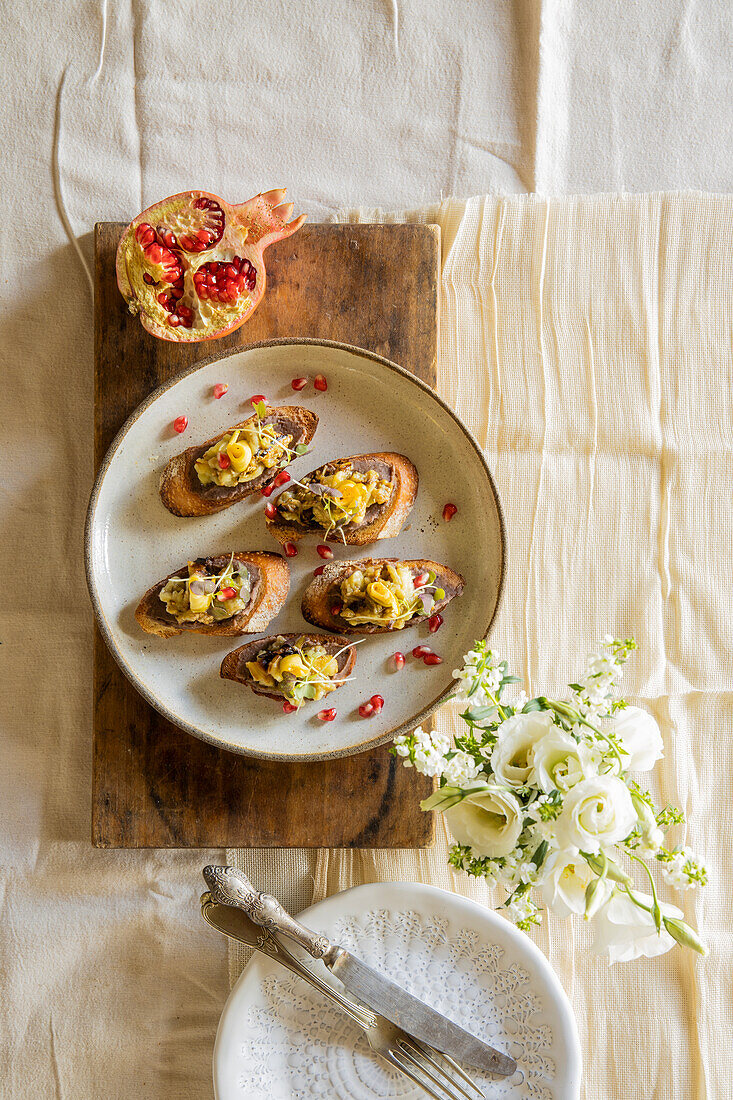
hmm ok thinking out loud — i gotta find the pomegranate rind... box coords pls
[115,189,306,343]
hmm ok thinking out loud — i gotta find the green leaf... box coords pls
[295,443,309,455]
[434,587,445,601]
[255,401,268,419]
[462,704,497,723]
[522,697,545,712]
[427,570,437,584]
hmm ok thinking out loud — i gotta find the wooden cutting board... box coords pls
[92,221,438,848]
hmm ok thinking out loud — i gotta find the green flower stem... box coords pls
[544,698,626,768]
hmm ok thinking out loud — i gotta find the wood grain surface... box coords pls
[92,221,439,848]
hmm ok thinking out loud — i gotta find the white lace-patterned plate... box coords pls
[213,882,581,1100]
[86,339,505,760]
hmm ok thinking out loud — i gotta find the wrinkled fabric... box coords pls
[2,1,733,1097]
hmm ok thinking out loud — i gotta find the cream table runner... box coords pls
[230,193,732,1100]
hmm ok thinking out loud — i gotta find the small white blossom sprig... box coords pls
[392,637,708,960]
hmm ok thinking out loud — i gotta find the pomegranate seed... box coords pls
[218,452,231,469]
[318,708,337,722]
[424,653,443,665]
[291,377,308,391]
[443,502,458,522]
[148,243,163,264]
[142,272,156,285]
[393,651,405,670]
[314,374,328,392]
[284,542,298,557]
[412,645,432,659]
[331,603,342,615]
[225,264,238,279]
[167,315,180,327]
[261,484,274,497]
[173,416,188,434]
[220,586,237,600]
[313,566,325,576]
[428,613,444,633]
[250,394,267,407]
[157,292,169,306]
[274,470,291,486]
[358,702,374,718]
[316,544,334,559]
[213,383,229,399]
[264,502,277,519]
[283,702,298,714]
[414,571,430,587]
[370,694,384,712]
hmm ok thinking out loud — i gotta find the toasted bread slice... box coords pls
[220,632,357,703]
[159,405,318,517]
[135,551,289,637]
[266,452,418,545]
[301,557,465,634]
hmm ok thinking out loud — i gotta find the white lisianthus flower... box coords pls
[445,785,524,858]
[556,775,637,854]
[543,848,609,917]
[605,706,664,772]
[533,728,599,794]
[490,711,556,789]
[592,891,683,963]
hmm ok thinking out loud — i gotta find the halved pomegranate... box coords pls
[116,188,306,343]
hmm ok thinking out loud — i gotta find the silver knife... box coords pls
[202,865,516,1077]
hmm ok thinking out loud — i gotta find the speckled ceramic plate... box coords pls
[213,881,582,1099]
[85,339,505,760]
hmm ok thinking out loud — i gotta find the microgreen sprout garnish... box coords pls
[249,401,310,470]
[392,637,708,961]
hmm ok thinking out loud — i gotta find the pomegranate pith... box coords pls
[117,189,306,343]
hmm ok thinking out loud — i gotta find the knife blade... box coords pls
[202,865,516,1077]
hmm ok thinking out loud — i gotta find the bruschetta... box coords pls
[135,551,289,637]
[220,632,357,708]
[159,404,318,517]
[301,557,464,633]
[266,452,417,545]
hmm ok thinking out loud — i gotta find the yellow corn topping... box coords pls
[340,562,421,629]
[195,425,293,488]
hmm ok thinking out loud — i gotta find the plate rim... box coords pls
[85,337,507,761]
[213,879,582,1099]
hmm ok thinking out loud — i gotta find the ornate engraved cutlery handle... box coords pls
[202,865,334,961]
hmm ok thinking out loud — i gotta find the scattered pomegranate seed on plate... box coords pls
[213,383,228,399]
[250,394,267,407]
[261,484,274,497]
[313,374,328,392]
[217,452,231,469]
[424,653,443,665]
[291,376,308,391]
[392,651,405,670]
[173,415,188,434]
[274,470,291,486]
[283,702,298,714]
[358,702,374,718]
[318,708,337,721]
[442,502,458,522]
[412,645,432,659]
[313,565,325,576]
[264,502,277,519]
[316,544,333,559]
[369,694,384,713]
[284,542,298,557]
[428,613,444,633]
[220,587,237,600]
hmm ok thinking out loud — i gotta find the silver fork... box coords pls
[201,892,486,1100]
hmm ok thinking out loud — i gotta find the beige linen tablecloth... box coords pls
[231,193,733,1099]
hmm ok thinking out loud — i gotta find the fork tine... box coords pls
[385,1049,449,1100]
[408,1039,486,1099]
[392,1044,467,1100]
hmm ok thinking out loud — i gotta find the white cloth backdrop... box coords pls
[2,2,733,1097]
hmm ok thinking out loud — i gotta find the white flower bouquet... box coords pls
[393,637,707,963]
